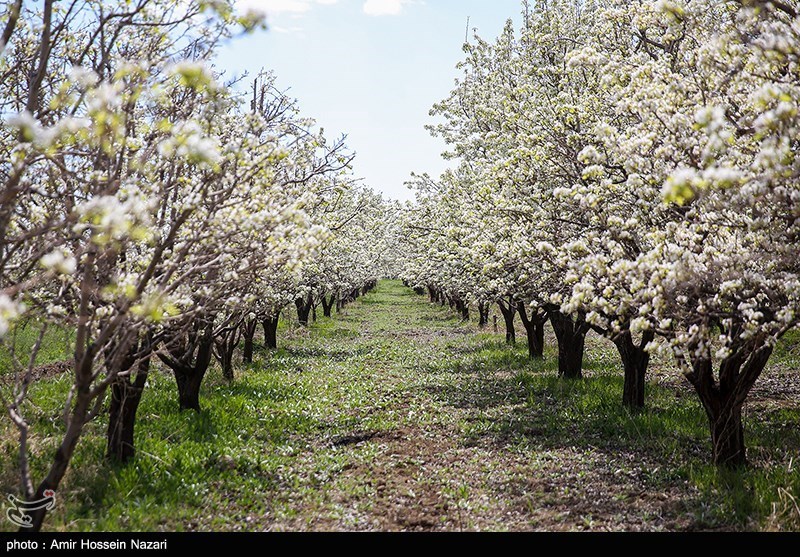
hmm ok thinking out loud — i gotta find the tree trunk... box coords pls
[24,394,91,532]
[296,296,312,327]
[158,317,214,412]
[213,320,242,382]
[427,286,436,302]
[262,315,279,350]
[478,302,490,328]
[174,367,205,412]
[613,330,654,409]
[531,321,544,358]
[107,378,144,463]
[709,403,746,467]
[498,299,516,345]
[549,311,587,379]
[25,327,98,531]
[322,296,335,318]
[242,318,257,364]
[686,344,773,467]
[106,333,153,463]
[517,302,545,359]
[455,298,469,321]
[219,348,234,381]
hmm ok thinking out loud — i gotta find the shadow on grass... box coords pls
[417,346,534,376]
[444,338,513,356]
[281,346,372,362]
[308,327,361,341]
[420,345,800,529]
[421,313,462,323]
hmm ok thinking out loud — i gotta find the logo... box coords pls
[6,490,56,528]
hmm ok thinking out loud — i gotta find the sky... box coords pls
[215,0,522,201]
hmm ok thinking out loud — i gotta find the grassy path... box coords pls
[3,280,799,531]
[256,280,706,531]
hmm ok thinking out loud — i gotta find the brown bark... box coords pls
[242,318,257,364]
[685,342,773,467]
[262,314,279,350]
[24,337,99,531]
[26,0,54,116]
[549,311,588,379]
[174,366,206,412]
[1,0,23,54]
[517,302,546,359]
[322,296,335,318]
[455,298,469,321]
[498,298,516,345]
[213,321,242,382]
[613,329,654,409]
[295,294,312,326]
[106,332,153,463]
[478,302,490,328]
[24,395,90,532]
[158,317,214,412]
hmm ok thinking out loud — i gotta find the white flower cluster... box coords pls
[0,294,25,337]
[399,0,800,386]
[75,193,153,245]
[40,249,77,276]
[158,121,222,166]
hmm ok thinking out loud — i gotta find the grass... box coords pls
[0,320,75,374]
[0,280,798,531]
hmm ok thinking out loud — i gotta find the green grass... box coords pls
[0,280,798,531]
[0,320,74,374]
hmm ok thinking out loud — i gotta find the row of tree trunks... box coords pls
[425,285,471,322]
[415,284,773,467]
[334,281,376,313]
[420,287,655,408]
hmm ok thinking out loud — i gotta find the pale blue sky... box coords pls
[215,0,522,201]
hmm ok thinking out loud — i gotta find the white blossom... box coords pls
[40,249,77,275]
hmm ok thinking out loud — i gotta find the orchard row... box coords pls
[0,1,397,531]
[398,0,800,469]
